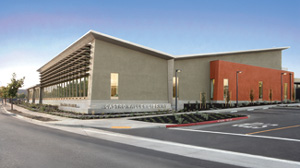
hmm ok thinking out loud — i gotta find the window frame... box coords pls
[223,79,229,100]
[110,73,119,99]
[259,81,263,100]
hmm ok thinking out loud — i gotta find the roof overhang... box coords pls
[90,30,173,60]
[38,30,174,72]
[26,84,41,90]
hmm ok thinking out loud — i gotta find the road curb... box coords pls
[166,116,249,128]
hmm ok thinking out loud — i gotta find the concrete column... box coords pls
[26,89,30,103]
[167,59,174,108]
[88,40,95,101]
[32,88,36,104]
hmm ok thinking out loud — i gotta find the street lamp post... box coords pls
[236,71,242,107]
[281,72,287,103]
[175,69,181,112]
[290,73,292,101]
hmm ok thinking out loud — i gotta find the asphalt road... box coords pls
[108,107,300,162]
[0,107,237,168]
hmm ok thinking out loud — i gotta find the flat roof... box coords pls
[295,78,300,84]
[175,47,290,59]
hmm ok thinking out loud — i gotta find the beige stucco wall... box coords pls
[174,50,282,101]
[91,39,169,101]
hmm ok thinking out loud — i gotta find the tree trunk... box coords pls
[10,98,13,110]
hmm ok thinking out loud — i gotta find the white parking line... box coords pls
[171,128,300,142]
[84,129,300,168]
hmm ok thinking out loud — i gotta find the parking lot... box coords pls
[108,107,300,162]
[177,107,300,140]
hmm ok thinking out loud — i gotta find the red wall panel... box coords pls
[210,60,294,102]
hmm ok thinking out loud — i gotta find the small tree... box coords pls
[250,89,254,104]
[201,92,206,109]
[226,90,230,106]
[0,86,8,105]
[0,87,3,104]
[292,90,295,101]
[269,89,273,103]
[17,93,26,99]
[195,100,199,110]
[7,73,25,110]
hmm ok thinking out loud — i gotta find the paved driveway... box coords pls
[106,107,300,162]
[182,107,300,140]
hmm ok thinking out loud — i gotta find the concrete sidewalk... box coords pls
[2,103,71,121]
[2,102,300,130]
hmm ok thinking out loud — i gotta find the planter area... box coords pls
[183,100,300,112]
[133,113,247,125]
[16,102,172,119]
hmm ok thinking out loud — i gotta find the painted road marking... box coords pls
[246,125,300,135]
[171,128,300,142]
[111,126,131,129]
[232,122,278,129]
[84,128,300,168]
[247,109,254,111]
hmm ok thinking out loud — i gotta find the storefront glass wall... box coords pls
[43,76,88,98]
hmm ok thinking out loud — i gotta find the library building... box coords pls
[27,30,295,114]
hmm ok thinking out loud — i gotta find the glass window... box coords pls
[80,77,84,97]
[211,79,215,100]
[61,83,64,97]
[111,73,119,99]
[77,78,80,97]
[65,82,67,97]
[75,79,78,97]
[223,79,228,99]
[67,81,70,97]
[284,83,288,100]
[85,76,88,97]
[70,80,73,97]
[259,81,263,99]
[173,77,179,98]
[40,77,89,99]
[79,78,82,97]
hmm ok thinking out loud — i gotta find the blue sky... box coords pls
[0,0,299,88]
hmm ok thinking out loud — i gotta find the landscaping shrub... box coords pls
[133,112,246,124]
[226,90,230,106]
[201,93,206,109]
[269,89,273,102]
[242,102,249,106]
